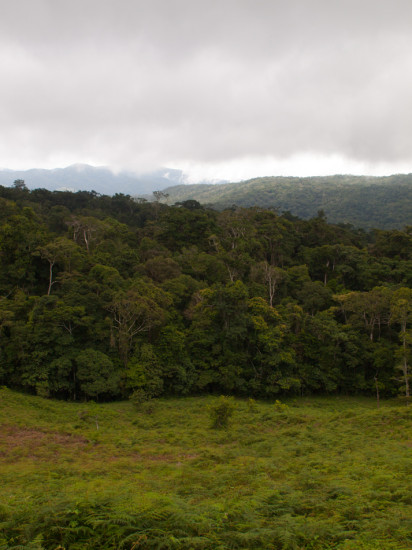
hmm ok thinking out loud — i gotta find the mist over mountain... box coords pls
[0,164,189,195]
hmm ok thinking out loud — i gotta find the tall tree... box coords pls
[108,280,171,368]
[36,237,82,295]
[390,287,412,404]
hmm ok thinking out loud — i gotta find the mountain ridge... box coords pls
[160,173,412,230]
[0,164,189,195]
[1,166,411,229]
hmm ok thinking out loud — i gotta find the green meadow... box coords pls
[0,388,411,549]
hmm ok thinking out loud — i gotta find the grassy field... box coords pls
[0,388,411,549]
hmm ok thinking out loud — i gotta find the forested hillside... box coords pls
[162,174,412,229]
[0,183,411,403]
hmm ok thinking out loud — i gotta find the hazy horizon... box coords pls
[2,162,412,190]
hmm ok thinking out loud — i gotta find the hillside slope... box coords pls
[1,389,411,550]
[163,174,412,229]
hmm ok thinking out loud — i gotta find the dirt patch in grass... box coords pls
[0,424,89,461]
[125,452,199,463]
[0,424,199,465]
[150,452,198,462]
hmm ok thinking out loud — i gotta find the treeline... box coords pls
[162,174,412,230]
[0,183,411,402]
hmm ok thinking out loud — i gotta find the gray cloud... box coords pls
[1,0,412,176]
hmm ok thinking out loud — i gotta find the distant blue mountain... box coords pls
[0,164,189,195]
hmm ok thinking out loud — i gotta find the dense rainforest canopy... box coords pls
[0,183,411,403]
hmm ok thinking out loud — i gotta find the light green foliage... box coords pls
[274,399,289,412]
[247,397,257,412]
[0,390,411,549]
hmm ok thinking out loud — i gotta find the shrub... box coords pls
[129,388,151,410]
[247,398,258,412]
[274,399,289,412]
[209,396,235,429]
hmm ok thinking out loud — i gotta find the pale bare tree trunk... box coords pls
[401,325,410,405]
[47,261,55,295]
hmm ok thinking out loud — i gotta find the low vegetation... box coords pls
[1,389,411,549]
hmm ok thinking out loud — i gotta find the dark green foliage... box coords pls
[76,349,120,400]
[0,182,411,403]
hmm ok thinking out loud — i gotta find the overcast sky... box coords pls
[1,0,412,181]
